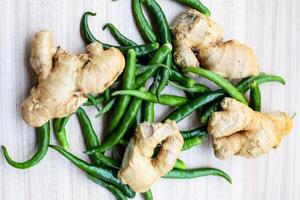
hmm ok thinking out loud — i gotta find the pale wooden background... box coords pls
[0,0,299,200]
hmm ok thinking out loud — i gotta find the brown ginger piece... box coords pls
[21,30,125,127]
[171,9,259,79]
[208,97,293,159]
[118,120,183,192]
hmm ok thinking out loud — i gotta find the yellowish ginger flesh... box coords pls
[21,30,125,127]
[171,9,259,79]
[208,97,293,159]
[118,120,183,193]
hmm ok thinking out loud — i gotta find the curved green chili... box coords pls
[183,67,247,104]
[88,91,144,153]
[199,101,219,125]
[169,81,210,93]
[96,98,116,117]
[108,49,136,133]
[80,11,159,56]
[143,190,153,200]
[182,136,202,151]
[87,173,128,200]
[254,74,286,86]
[142,0,173,97]
[76,108,120,169]
[103,23,137,46]
[83,96,104,106]
[181,126,208,140]
[112,89,188,106]
[174,0,211,16]
[86,94,101,111]
[163,168,232,183]
[250,81,261,111]
[132,0,157,43]
[174,159,186,169]
[165,91,224,122]
[135,44,172,88]
[1,122,50,169]
[53,117,70,149]
[50,145,135,198]
[170,69,195,88]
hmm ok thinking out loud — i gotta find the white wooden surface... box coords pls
[0,0,300,199]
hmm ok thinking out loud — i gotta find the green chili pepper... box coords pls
[254,74,285,86]
[165,91,224,122]
[83,96,104,106]
[142,190,153,200]
[88,90,144,153]
[250,81,261,111]
[132,0,157,43]
[76,108,120,169]
[50,145,135,198]
[135,44,172,88]
[108,49,136,133]
[181,126,208,140]
[183,67,248,104]
[112,89,189,106]
[174,0,211,16]
[96,98,117,117]
[2,122,50,169]
[103,23,137,46]
[136,64,169,76]
[87,173,128,200]
[53,117,70,149]
[143,80,159,122]
[104,89,111,102]
[174,159,187,169]
[169,69,195,88]
[80,12,159,57]
[182,136,202,151]
[142,0,173,97]
[169,81,210,93]
[86,94,101,111]
[199,101,219,125]
[163,168,232,183]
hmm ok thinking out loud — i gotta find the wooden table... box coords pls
[1,0,299,199]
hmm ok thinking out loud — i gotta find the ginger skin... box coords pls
[118,120,183,193]
[208,97,293,159]
[21,30,125,127]
[171,9,259,79]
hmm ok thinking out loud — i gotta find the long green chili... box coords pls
[2,122,50,169]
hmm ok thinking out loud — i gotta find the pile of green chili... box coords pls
[2,1,288,199]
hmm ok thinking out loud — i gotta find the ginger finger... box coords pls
[30,30,57,80]
[118,120,183,192]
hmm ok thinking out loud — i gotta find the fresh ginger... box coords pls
[118,120,183,192]
[21,30,125,127]
[171,9,259,79]
[208,97,293,159]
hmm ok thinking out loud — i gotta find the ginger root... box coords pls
[118,120,183,192]
[171,9,259,79]
[208,97,293,159]
[21,30,125,127]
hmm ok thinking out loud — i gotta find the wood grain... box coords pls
[0,0,299,199]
